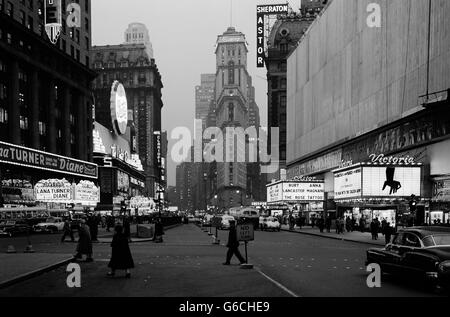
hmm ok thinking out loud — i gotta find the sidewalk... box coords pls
[96,223,182,243]
[281,225,386,246]
[0,253,74,289]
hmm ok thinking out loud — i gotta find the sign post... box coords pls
[237,224,255,269]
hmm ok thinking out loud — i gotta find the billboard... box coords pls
[334,165,421,199]
[362,166,421,197]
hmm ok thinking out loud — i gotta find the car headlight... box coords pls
[438,261,450,273]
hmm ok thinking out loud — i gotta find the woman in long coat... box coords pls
[75,219,93,262]
[107,225,134,278]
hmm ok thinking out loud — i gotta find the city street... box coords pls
[0,224,443,297]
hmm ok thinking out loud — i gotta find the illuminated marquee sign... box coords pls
[256,4,289,68]
[34,179,73,203]
[45,0,63,44]
[333,165,421,200]
[110,81,128,135]
[267,181,325,203]
[74,181,100,206]
[334,168,362,200]
[44,1,81,44]
[0,141,98,179]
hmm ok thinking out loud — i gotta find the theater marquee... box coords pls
[0,141,98,179]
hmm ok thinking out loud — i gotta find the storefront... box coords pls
[430,176,450,224]
[0,141,98,218]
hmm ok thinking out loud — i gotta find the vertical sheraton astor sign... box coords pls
[256,4,289,67]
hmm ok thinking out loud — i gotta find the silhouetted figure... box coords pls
[107,225,134,278]
[61,220,74,242]
[223,220,245,265]
[382,167,402,194]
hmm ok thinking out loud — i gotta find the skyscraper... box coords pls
[124,22,154,59]
[195,74,215,130]
[214,27,255,210]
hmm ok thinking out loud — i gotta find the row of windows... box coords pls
[93,59,149,69]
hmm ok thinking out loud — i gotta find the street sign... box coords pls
[237,224,254,242]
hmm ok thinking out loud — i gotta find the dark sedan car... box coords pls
[0,220,32,237]
[366,227,450,290]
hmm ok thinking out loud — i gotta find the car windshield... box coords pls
[430,234,450,246]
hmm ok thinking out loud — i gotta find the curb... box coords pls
[0,256,74,290]
[281,229,384,247]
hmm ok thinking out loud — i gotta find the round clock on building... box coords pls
[110,80,128,135]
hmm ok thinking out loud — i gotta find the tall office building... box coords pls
[195,74,215,130]
[91,23,163,198]
[124,22,154,59]
[265,0,326,181]
[214,26,256,210]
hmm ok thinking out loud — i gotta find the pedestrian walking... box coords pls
[107,225,134,278]
[75,219,93,262]
[123,216,131,242]
[61,219,74,242]
[153,218,164,243]
[325,217,331,233]
[318,217,325,233]
[383,222,393,245]
[223,220,246,265]
[370,218,380,240]
[359,217,366,232]
[335,218,340,234]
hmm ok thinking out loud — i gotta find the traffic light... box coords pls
[409,195,417,212]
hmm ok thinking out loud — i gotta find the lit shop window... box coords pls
[0,108,8,123]
[20,116,29,130]
[38,121,46,136]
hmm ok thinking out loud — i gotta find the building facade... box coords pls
[90,27,163,199]
[287,0,450,226]
[176,162,193,212]
[0,0,98,210]
[265,0,326,181]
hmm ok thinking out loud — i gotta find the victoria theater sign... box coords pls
[0,141,98,179]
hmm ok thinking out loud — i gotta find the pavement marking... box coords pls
[346,267,351,270]
[255,267,300,298]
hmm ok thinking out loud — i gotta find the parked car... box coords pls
[220,215,235,230]
[33,217,65,234]
[0,220,32,237]
[201,215,214,227]
[260,217,281,231]
[366,226,450,291]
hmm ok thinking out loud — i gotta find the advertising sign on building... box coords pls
[0,141,98,179]
[74,181,100,206]
[334,165,421,200]
[34,179,73,203]
[334,167,362,200]
[256,4,289,68]
[267,181,325,203]
[432,178,450,202]
[110,81,128,135]
[362,166,421,197]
